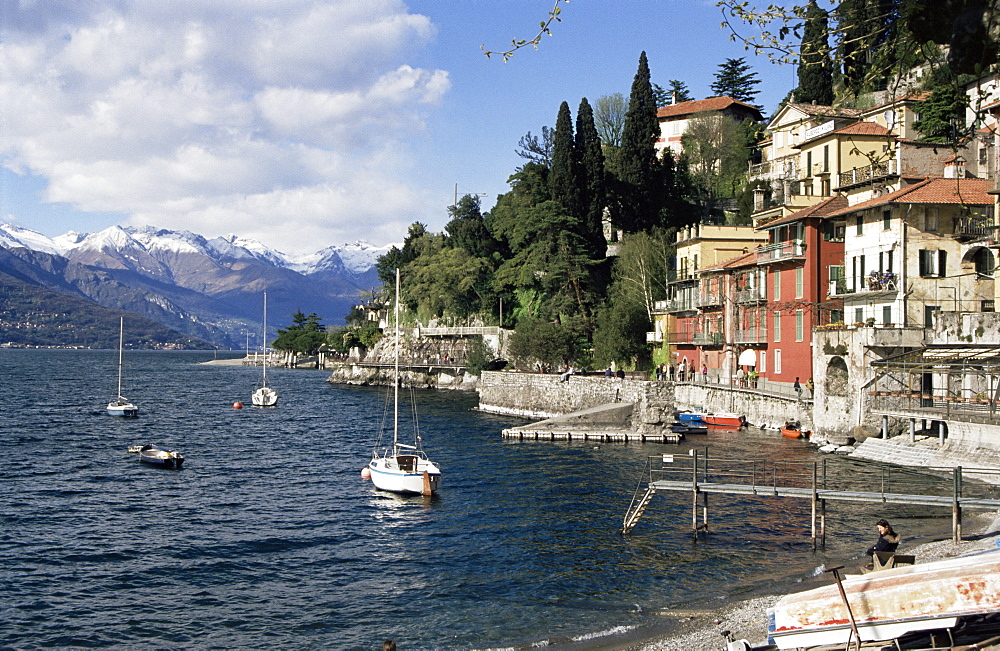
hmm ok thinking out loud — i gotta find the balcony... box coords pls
[735,287,767,303]
[646,331,664,343]
[651,299,670,315]
[696,291,722,308]
[830,271,899,298]
[664,298,698,314]
[749,154,799,182]
[953,214,995,242]
[757,240,806,264]
[693,332,724,346]
[837,159,898,190]
[734,328,768,344]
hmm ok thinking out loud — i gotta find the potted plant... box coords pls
[866,317,876,327]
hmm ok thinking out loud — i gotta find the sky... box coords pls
[0,0,795,257]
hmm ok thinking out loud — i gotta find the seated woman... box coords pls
[866,518,901,557]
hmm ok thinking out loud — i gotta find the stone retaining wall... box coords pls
[673,383,816,432]
[326,363,476,390]
[477,371,648,419]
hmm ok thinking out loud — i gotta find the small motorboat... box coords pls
[131,444,184,469]
[781,420,810,438]
[671,422,708,435]
[676,411,706,424]
[702,412,745,428]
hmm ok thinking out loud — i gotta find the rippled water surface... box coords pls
[1,349,948,649]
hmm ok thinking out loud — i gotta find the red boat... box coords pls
[781,421,810,438]
[702,412,745,428]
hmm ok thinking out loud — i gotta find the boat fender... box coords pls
[233,401,243,409]
[360,467,371,480]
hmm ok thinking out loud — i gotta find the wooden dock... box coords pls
[622,451,1000,543]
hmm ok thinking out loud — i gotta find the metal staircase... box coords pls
[621,485,656,534]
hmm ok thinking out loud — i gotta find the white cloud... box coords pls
[0,0,448,254]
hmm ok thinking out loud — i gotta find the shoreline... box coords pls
[620,511,1000,651]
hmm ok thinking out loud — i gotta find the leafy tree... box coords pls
[507,316,576,368]
[591,230,671,368]
[710,57,762,108]
[593,93,627,148]
[445,194,498,259]
[273,310,326,355]
[375,222,427,284]
[401,232,492,320]
[681,113,750,218]
[615,51,662,233]
[913,83,968,142]
[515,127,554,166]
[464,336,499,375]
[657,149,696,233]
[796,1,834,105]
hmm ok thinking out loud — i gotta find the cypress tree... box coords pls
[549,101,579,218]
[797,1,834,105]
[575,97,607,260]
[616,51,661,233]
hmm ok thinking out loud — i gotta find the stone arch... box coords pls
[826,356,848,396]
[961,246,995,276]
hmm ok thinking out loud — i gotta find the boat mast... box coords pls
[393,268,400,450]
[117,316,124,398]
[262,292,267,387]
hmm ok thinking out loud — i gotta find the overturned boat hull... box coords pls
[768,550,1000,649]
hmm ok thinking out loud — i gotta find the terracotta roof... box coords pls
[657,96,763,121]
[826,178,994,218]
[759,195,850,229]
[831,121,893,137]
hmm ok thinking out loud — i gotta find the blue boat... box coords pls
[676,411,706,424]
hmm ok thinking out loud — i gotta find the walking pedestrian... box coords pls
[701,364,708,383]
[794,377,802,399]
[806,377,815,398]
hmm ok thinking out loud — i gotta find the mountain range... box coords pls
[0,223,392,349]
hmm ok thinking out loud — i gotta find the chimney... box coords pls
[672,91,677,105]
[944,155,966,179]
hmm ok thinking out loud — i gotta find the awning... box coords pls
[871,344,1000,372]
[738,349,757,366]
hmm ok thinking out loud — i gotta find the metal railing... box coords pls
[837,159,898,188]
[734,327,767,343]
[756,240,806,263]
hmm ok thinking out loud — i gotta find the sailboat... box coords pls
[367,269,442,495]
[107,317,138,417]
[251,292,278,406]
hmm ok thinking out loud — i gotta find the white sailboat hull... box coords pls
[107,398,138,418]
[369,454,441,495]
[252,386,278,406]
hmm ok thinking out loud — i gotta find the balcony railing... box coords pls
[734,327,768,344]
[735,287,767,303]
[953,214,995,242]
[837,159,898,189]
[646,331,664,343]
[651,299,670,314]
[664,299,698,314]
[693,332,724,346]
[757,240,806,264]
[696,291,722,307]
[749,154,799,181]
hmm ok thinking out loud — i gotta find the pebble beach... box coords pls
[631,512,1000,651]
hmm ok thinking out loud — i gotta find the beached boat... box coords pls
[366,269,441,495]
[107,317,138,418]
[781,421,810,438]
[767,550,1000,649]
[133,444,184,469]
[703,412,745,428]
[251,292,278,407]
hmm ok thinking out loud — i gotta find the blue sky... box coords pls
[0,0,793,256]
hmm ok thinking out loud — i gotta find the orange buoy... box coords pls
[360,466,371,479]
[233,401,243,409]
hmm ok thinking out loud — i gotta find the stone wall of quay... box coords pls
[673,383,816,432]
[325,363,477,390]
[477,371,649,419]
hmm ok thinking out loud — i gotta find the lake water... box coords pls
[0,349,951,649]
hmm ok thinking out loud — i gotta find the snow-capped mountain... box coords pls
[0,223,395,348]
